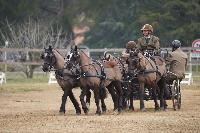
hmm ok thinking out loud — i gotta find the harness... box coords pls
[139,55,162,77]
[79,61,115,81]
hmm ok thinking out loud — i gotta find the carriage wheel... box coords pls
[172,80,181,111]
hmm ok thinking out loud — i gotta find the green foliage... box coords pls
[0,0,40,22]
[0,0,199,48]
[84,0,200,48]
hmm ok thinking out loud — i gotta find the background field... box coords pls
[0,72,200,133]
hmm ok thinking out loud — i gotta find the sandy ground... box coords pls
[0,86,200,133]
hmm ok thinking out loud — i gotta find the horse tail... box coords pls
[99,87,107,99]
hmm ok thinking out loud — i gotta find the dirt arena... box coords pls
[0,85,200,133]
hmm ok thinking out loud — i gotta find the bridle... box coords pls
[42,50,57,71]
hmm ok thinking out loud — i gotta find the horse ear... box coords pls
[74,45,77,51]
[108,55,111,60]
[135,49,140,53]
[130,51,134,57]
[49,45,52,51]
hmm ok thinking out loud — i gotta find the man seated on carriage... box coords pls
[122,41,137,57]
[165,40,188,84]
[137,24,160,56]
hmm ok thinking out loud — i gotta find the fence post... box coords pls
[4,41,8,72]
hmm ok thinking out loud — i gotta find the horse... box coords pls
[127,50,167,111]
[104,52,135,111]
[65,50,108,115]
[67,46,123,115]
[41,45,91,115]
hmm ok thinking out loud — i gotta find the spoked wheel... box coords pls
[172,80,181,111]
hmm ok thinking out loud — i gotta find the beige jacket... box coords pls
[165,48,188,79]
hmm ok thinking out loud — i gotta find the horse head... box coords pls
[41,46,57,72]
[127,49,147,73]
[66,45,81,69]
[41,45,65,72]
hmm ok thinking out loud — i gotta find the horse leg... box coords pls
[127,84,134,111]
[99,87,107,113]
[158,78,167,110]
[59,90,68,114]
[101,97,107,113]
[114,81,123,113]
[85,89,91,109]
[152,83,160,111]
[122,83,129,110]
[107,84,118,111]
[129,91,134,111]
[94,88,101,115]
[139,82,145,111]
[68,90,81,115]
[80,88,89,114]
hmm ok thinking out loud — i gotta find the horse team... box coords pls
[41,45,170,115]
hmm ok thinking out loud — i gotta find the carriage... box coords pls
[122,50,182,111]
[41,46,182,115]
[122,71,181,111]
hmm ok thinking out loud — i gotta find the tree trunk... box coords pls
[25,65,34,78]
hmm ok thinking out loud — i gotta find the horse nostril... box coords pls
[42,67,48,72]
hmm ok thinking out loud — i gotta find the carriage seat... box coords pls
[165,71,180,85]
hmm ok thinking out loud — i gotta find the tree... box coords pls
[0,19,71,78]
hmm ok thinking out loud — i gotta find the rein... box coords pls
[143,56,162,76]
[77,51,116,81]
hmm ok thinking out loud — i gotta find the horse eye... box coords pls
[41,54,44,59]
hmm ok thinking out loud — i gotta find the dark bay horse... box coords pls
[41,46,91,115]
[68,46,123,115]
[127,50,167,111]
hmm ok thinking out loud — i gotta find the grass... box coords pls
[6,72,49,84]
[0,71,199,93]
[0,72,60,93]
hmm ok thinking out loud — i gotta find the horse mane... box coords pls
[79,49,91,61]
[53,49,64,59]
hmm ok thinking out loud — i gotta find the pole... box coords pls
[4,41,8,72]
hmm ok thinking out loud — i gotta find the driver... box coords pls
[165,40,188,83]
[137,24,160,55]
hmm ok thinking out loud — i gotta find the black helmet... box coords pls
[171,40,181,49]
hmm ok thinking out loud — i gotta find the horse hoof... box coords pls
[140,108,145,112]
[160,107,165,111]
[84,109,89,115]
[59,111,65,115]
[118,108,123,113]
[155,107,160,111]
[113,109,119,115]
[84,112,88,115]
[102,110,106,114]
[129,108,134,112]
[76,111,81,115]
[95,111,101,116]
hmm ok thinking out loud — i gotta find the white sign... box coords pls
[192,39,200,53]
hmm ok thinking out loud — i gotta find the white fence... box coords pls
[181,72,193,85]
[48,72,57,84]
[0,72,6,85]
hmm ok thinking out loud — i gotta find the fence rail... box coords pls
[0,47,200,52]
[0,47,199,66]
